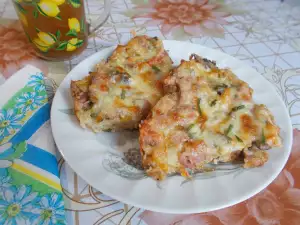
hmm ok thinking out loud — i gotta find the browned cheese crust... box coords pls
[70,36,173,132]
[139,54,282,180]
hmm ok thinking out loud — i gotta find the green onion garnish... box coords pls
[197,98,202,116]
[103,129,112,132]
[90,113,97,118]
[152,65,160,72]
[210,99,217,107]
[235,135,243,143]
[261,129,266,144]
[121,89,126,99]
[232,105,245,112]
[225,124,233,136]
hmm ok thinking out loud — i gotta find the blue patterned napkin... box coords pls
[0,65,66,225]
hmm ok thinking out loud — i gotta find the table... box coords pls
[1,0,300,224]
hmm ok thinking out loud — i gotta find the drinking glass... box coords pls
[12,0,111,60]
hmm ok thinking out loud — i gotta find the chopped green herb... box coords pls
[261,129,266,144]
[232,105,245,112]
[215,84,228,95]
[225,124,233,136]
[152,65,160,72]
[210,99,217,107]
[226,136,232,142]
[235,135,243,143]
[90,112,97,118]
[216,84,228,88]
[103,129,112,132]
[188,124,196,131]
[197,98,202,116]
[187,124,201,139]
[121,89,126,99]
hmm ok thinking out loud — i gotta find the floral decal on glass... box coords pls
[124,0,244,39]
[57,17,85,52]
[32,24,84,53]
[12,0,86,56]
[33,29,59,53]
[13,0,81,20]
[37,0,64,20]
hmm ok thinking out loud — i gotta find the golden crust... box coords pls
[70,35,173,132]
[139,54,282,180]
[70,75,92,124]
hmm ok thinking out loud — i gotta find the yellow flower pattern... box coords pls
[38,0,60,18]
[33,31,56,52]
[67,38,78,51]
[37,32,56,45]
[50,0,65,6]
[33,38,49,52]
[68,18,80,32]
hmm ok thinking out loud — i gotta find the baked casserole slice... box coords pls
[71,36,173,132]
[139,54,282,180]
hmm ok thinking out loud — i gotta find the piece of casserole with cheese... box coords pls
[139,54,282,181]
[71,36,173,132]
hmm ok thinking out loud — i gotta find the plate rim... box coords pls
[51,40,293,214]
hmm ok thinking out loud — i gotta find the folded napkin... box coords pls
[0,65,66,224]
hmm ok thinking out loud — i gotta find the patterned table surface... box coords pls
[1,0,300,224]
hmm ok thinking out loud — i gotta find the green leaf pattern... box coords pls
[14,0,84,53]
[56,41,68,50]
[75,39,83,47]
[14,2,27,14]
[69,0,81,8]
[66,29,78,37]
[56,30,61,40]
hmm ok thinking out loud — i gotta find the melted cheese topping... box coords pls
[139,54,282,180]
[71,36,173,132]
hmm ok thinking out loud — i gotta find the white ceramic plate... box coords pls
[51,41,293,214]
